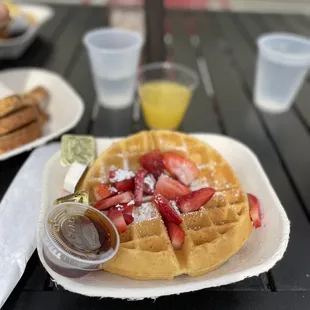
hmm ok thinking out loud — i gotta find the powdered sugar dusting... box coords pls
[170,200,181,215]
[127,200,135,206]
[110,169,135,182]
[190,179,209,191]
[198,161,217,171]
[144,174,155,192]
[114,204,123,210]
[109,186,117,193]
[171,145,188,152]
[133,202,158,223]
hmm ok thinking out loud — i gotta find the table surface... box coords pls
[1,5,310,309]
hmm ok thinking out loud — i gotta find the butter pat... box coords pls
[61,134,96,167]
[63,162,87,193]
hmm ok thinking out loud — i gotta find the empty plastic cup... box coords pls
[83,28,143,109]
[254,32,310,114]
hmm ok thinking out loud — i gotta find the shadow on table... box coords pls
[91,104,136,137]
[1,37,53,69]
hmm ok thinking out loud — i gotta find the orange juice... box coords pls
[139,81,192,129]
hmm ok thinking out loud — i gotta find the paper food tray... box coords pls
[37,134,290,299]
[0,5,54,59]
[0,68,84,161]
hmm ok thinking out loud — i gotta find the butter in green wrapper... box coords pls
[53,191,89,206]
[61,134,96,166]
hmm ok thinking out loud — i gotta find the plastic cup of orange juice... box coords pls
[138,62,199,130]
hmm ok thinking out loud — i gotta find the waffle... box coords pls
[80,130,253,280]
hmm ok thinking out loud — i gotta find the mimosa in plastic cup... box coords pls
[138,63,199,130]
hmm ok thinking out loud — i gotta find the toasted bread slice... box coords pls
[22,86,49,110]
[0,105,39,135]
[0,95,24,118]
[0,121,42,154]
[0,86,49,118]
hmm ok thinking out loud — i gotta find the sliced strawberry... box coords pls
[110,204,134,225]
[155,175,190,200]
[123,213,134,225]
[153,193,182,225]
[143,173,156,195]
[107,209,127,233]
[163,152,199,185]
[93,184,117,201]
[140,149,164,179]
[134,168,146,206]
[177,187,216,213]
[114,178,134,192]
[167,222,185,250]
[93,191,134,211]
[247,193,262,228]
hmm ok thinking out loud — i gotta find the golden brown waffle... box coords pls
[0,105,39,135]
[80,131,253,280]
[0,120,42,154]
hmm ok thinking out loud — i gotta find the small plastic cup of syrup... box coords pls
[41,202,120,278]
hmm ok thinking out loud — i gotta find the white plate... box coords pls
[37,134,290,299]
[0,68,84,161]
[0,5,54,59]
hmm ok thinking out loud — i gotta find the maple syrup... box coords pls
[41,202,119,278]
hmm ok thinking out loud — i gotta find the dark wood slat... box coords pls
[280,15,310,36]
[4,291,310,310]
[211,12,310,290]
[144,0,165,62]
[43,6,95,76]
[296,15,310,30]
[233,13,310,212]
[35,5,70,40]
[0,153,30,200]
[167,12,221,134]
[23,252,48,291]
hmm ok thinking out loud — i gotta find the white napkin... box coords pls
[0,143,59,308]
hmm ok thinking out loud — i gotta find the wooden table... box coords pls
[1,5,310,309]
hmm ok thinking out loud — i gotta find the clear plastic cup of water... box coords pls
[254,32,310,114]
[83,28,143,109]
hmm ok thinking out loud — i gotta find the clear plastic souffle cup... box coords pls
[40,202,120,278]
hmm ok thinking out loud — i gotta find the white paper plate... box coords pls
[37,134,290,299]
[0,68,84,161]
[0,5,54,59]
